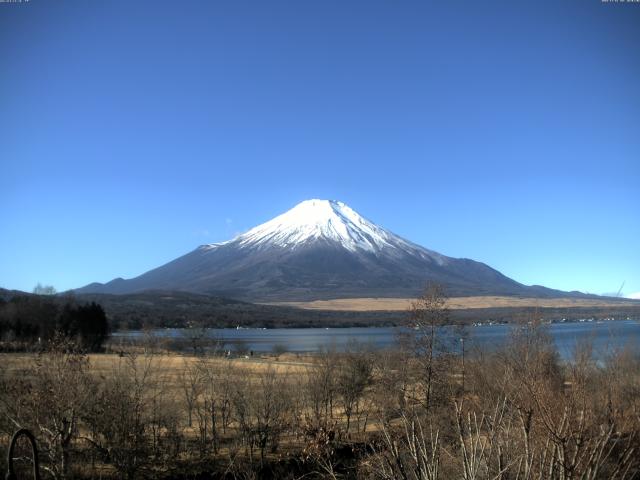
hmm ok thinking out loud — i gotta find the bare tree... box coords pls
[9,336,92,479]
[83,352,157,480]
[33,283,57,296]
[304,346,338,433]
[409,283,449,411]
[181,321,208,355]
[179,359,203,428]
[336,342,373,434]
[194,356,234,454]
[232,367,292,464]
[374,412,441,480]
[374,347,413,423]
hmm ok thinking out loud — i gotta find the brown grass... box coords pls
[265,295,639,311]
[0,352,312,384]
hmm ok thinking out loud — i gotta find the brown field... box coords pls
[0,351,312,383]
[267,295,640,311]
[2,333,640,479]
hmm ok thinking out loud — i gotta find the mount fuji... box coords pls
[76,199,577,301]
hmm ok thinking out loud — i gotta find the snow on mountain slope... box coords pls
[203,199,446,264]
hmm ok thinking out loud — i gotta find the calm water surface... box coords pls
[115,320,640,360]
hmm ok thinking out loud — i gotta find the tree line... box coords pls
[0,293,109,352]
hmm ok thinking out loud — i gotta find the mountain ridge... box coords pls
[75,199,596,301]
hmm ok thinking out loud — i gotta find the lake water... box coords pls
[114,319,640,360]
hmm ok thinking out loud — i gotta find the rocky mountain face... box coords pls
[76,199,579,301]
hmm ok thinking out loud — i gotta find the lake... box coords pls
[114,319,640,360]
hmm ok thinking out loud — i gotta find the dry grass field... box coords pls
[2,330,640,480]
[268,295,640,311]
[0,350,322,479]
[0,351,312,388]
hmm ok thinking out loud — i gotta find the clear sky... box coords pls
[1,0,639,297]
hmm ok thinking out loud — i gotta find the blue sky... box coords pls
[1,0,639,297]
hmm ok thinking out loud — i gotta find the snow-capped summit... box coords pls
[232,199,430,255]
[76,199,575,301]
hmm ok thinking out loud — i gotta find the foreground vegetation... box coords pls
[1,341,639,478]
[1,286,639,479]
